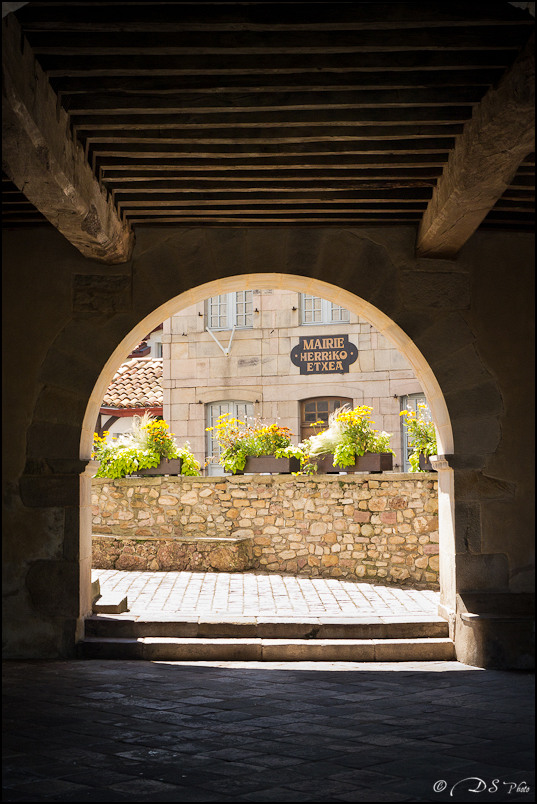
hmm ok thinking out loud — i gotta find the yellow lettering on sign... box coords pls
[335,338,344,348]
[303,339,314,350]
[335,361,343,371]
[306,363,314,372]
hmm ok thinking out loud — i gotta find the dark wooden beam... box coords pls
[27,26,530,54]
[108,180,437,192]
[15,2,534,31]
[94,153,450,171]
[52,70,501,95]
[113,189,433,202]
[70,108,472,129]
[76,126,462,144]
[417,33,535,258]
[41,50,520,77]
[63,87,485,114]
[126,215,423,225]
[1,15,133,263]
[101,172,442,186]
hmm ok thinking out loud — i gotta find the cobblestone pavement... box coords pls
[3,659,534,802]
[93,569,440,618]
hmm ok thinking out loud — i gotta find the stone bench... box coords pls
[92,533,254,572]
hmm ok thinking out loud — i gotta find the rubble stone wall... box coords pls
[92,474,439,588]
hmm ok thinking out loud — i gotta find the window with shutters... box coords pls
[300,294,350,325]
[400,393,431,472]
[300,397,352,441]
[207,291,253,330]
[206,400,254,475]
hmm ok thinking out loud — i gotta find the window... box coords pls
[400,393,431,472]
[300,294,350,325]
[207,291,253,330]
[300,396,352,441]
[153,341,163,358]
[206,400,254,475]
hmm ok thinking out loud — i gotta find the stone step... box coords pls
[79,636,455,662]
[92,594,129,614]
[84,614,449,640]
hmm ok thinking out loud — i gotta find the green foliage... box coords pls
[206,415,294,474]
[93,413,201,478]
[305,405,395,469]
[400,403,437,472]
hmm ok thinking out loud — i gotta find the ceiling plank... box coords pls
[416,33,535,258]
[52,70,501,94]
[62,87,486,114]
[70,108,472,129]
[14,2,533,31]
[40,50,519,77]
[26,26,530,54]
[1,14,133,263]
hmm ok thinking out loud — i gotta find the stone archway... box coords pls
[80,267,456,647]
[11,225,525,665]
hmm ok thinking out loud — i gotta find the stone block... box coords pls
[456,553,510,592]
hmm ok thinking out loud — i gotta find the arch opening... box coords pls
[81,273,455,630]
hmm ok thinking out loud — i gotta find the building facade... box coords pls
[163,289,428,473]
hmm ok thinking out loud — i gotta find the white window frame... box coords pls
[400,393,431,472]
[300,294,350,325]
[207,291,253,330]
[206,400,254,475]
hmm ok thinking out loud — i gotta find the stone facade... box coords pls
[92,474,439,588]
[163,289,424,472]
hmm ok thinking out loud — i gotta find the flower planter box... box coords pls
[131,458,183,476]
[419,454,437,471]
[314,452,393,474]
[236,456,301,474]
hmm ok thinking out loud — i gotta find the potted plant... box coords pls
[303,405,394,473]
[92,413,201,478]
[206,414,300,474]
[399,404,437,472]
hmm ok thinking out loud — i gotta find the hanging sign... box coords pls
[290,335,358,375]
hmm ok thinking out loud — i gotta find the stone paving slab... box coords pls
[2,659,534,802]
[92,569,439,619]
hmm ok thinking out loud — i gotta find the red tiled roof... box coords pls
[101,358,162,409]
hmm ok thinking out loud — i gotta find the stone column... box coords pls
[18,458,92,657]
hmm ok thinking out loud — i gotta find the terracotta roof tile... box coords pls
[102,358,162,409]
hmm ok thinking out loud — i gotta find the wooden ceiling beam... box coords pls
[108,180,438,192]
[70,108,472,129]
[125,214,423,223]
[81,133,460,149]
[27,27,530,54]
[1,15,133,263]
[52,70,501,94]
[62,87,485,114]
[417,33,535,258]
[101,172,443,185]
[94,154,449,171]
[113,189,433,202]
[41,50,519,77]
[88,145,455,167]
[15,2,533,31]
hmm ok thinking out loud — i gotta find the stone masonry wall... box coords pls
[92,474,439,588]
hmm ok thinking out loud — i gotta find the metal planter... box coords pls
[313,452,393,474]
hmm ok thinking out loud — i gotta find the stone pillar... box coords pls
[18,458,91,657]
[450,468,533,669]
[433,456,456,638]
[78,460,99,642]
